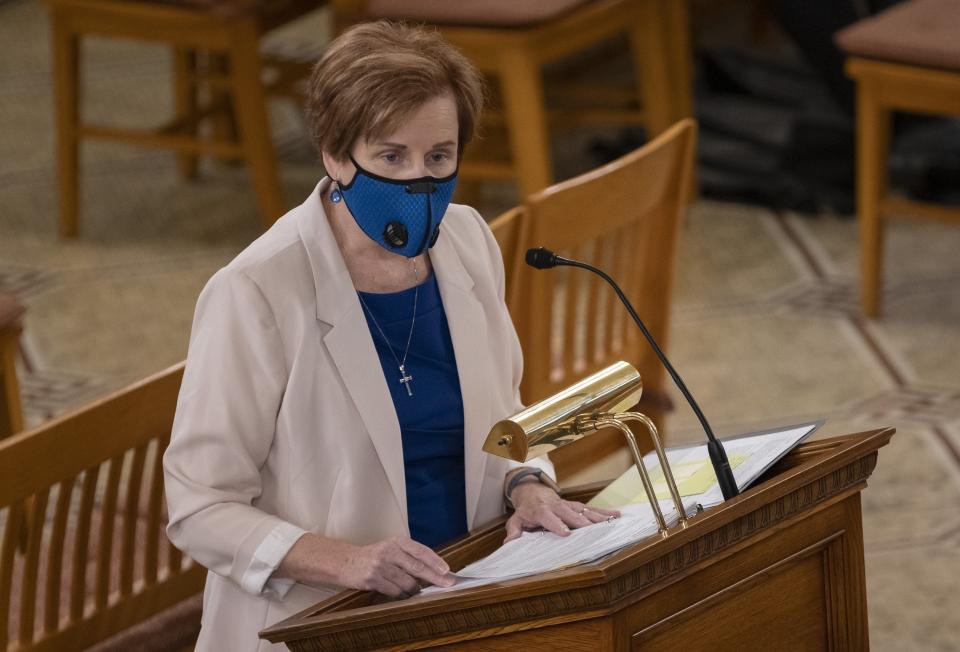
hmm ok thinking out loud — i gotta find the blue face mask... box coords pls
[335,155,458,258]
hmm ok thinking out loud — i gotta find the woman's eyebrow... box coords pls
[372,141,408,150]
[370,140,457,150]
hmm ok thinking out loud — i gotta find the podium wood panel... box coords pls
[262,428,893,651]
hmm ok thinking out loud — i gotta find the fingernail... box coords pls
[442,577,455,587]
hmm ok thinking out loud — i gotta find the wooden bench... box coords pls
[0,363,206,652]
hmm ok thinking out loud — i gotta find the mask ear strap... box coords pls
[337,153,366,190]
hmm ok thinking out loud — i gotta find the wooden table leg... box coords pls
[173,47,199,180]
[663,0,693,122]
[228,20,285,229]
[855,77,890,318]
[0,329,23,441]
[51,12,81,239]
[631,0,674,137]
[209,52,240,163]
[498,48,553,198]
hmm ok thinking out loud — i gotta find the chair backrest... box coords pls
[487,206,526,297]
[0,363,205,652]
[512,119,696,408]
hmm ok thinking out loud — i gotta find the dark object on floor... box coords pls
[891,118,960,205]
[769,0,861,114]
[588,48,857,213]
[698,48,856,213]
[588,43,958,214]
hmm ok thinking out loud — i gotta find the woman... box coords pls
[163,21,618,652]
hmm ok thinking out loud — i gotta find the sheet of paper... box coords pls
[455,506,668,578]
[421,500,699,599]
[588,421,820,510]
[421,503,698,595]
[588,452,746,508]
[420,575,519,595]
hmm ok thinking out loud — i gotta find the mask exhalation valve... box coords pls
[384,221,408,248]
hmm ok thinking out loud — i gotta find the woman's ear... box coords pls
[320,151,341,181]
[321,151,357,185]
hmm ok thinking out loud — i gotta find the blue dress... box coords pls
[357,272,468,549]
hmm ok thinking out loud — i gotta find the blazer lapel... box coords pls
[431,234,492,529]
[297,181,408,525]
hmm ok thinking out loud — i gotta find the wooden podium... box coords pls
[261,428,893,651]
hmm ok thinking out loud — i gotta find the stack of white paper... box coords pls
[422,500,697,595]
[456,500,693,578]
[421,421,821,596]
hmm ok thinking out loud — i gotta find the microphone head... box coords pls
[525,247,558,269]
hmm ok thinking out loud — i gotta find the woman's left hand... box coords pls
[504,482,621,542]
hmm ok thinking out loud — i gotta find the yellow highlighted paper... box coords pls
[588,455,746,509]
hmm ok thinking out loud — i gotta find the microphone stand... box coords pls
[529,248,740,500]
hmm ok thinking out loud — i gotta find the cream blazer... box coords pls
[163,178,553,652]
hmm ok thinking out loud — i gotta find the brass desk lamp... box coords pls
[483,361,687,535]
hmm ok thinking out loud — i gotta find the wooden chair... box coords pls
[45,0,322,238]
[0,295,25,443]
[333,0,693,199]
[510,119,696,483]
[0,363,206,651]
[835,0,960,317]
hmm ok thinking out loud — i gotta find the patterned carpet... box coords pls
[2,1,959,649]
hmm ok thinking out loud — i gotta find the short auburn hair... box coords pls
[306,21,485,161]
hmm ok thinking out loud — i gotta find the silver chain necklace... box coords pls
[358,258,420,397]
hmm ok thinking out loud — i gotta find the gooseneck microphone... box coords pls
[525,247,740,500]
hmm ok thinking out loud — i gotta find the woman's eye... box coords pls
[429,152,450,163]
[382,152,400,163]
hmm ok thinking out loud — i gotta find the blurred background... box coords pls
[1,0,958,649]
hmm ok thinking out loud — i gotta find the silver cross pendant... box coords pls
[398,365,414,396]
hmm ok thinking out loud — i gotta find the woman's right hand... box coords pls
[276,532,455,598]
[339,536,455,597]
